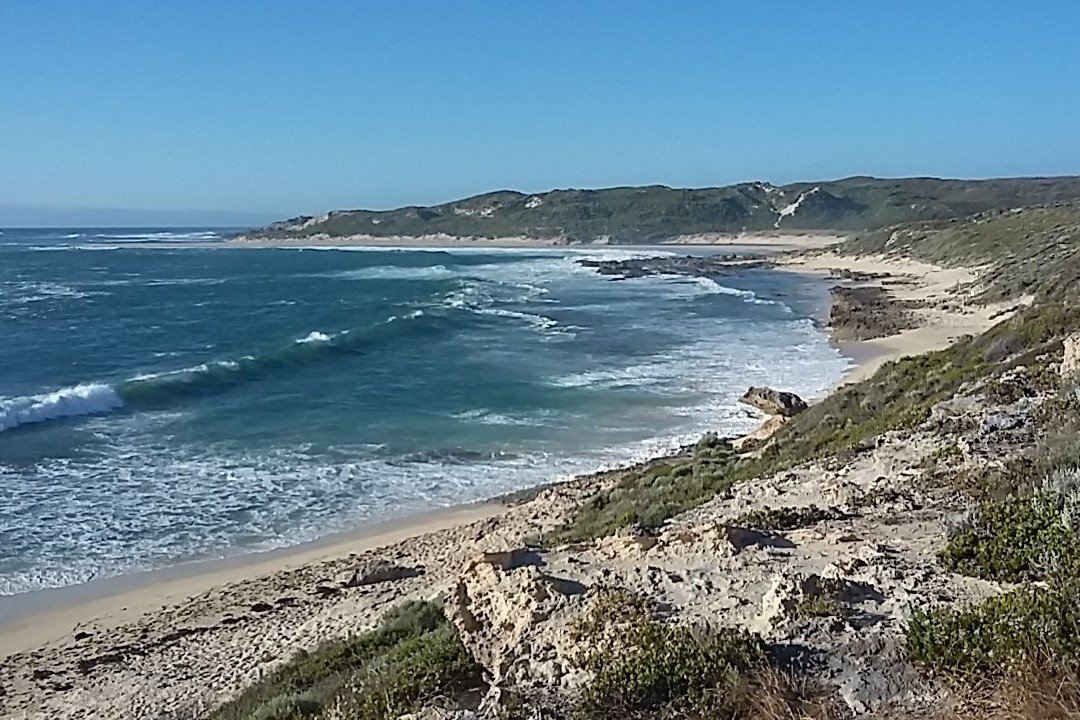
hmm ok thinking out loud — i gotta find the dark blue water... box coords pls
[0,228,848,593]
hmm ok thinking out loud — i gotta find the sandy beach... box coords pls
[775,251,1029,384]
[0,242,1021,719]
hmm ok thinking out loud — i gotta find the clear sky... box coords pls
[2,1,1079,222]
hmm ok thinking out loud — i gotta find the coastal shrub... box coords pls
[840,202,1080,303]
[906,581,1080,675]
[325,625,481,720]
[208,601,482,720]
[793,592,842,621]
[571,589,769,718]
[248,692,322,720]
[981,379,1031,405]
[767,303,1078,472]
[541,442,743,544]
[730,505,834,533]
[940,491,1080,582]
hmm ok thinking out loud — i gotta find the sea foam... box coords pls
[0,383,124,433]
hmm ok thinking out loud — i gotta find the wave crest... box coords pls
[0,383,123,433]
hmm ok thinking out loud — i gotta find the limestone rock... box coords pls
[469,548,543,571]
[733,414,788,451]
[447,561,589,690]
[1063,332,1080,379]
[739,386,808,418]
[753,572,847,633]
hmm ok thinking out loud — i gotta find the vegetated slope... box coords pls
[839,200,1080,302]
[243,176,1080,243]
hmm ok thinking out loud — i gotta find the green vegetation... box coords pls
[209,601,482,720]
[792,579,846,621]
[730,505,834,533]
[542,441,738,545]
[842,200,1080,302]
[908,413,1080,680]
[248,177,1080,243]
[571,589,769,718]
[940,491,1080,582]
[907,581,1080,675]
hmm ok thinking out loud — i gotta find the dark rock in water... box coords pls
[739,386,809,417]
[341,560,423,587]
[577,254,770,280]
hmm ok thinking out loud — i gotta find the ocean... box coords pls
[0,228,849,595]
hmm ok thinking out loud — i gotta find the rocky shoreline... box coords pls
[0,246,1054,719]
[575,253,771,278]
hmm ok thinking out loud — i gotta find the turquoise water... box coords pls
[0,229,848,594]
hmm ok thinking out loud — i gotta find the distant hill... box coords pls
[242,176,1080,244]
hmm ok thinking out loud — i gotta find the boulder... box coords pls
[739,387,808,418]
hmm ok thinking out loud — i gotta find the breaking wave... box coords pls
[0,314,434,434]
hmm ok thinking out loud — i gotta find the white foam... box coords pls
[128,360,241,384]
[0,383,123,433]
[0,281,92,305]
[295,331,334,345]
[90,231,222,243]
[312,265,454,281]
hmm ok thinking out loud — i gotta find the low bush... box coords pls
[939,492,1079,582]
[571,589,769,718]
[730,505,834,533]
[906,581,1080,676]
[542,443,742,545]
[921,443,965,468]
[209,601,482,720]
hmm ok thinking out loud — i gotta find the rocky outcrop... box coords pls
[447,558,589,691]
[828,285,920,341]
[576,254,768,279]
[739,386,808,417]
[733,414,788,451]
[1063,332,1080,379]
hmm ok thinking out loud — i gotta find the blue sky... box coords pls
[2,1,1078,223]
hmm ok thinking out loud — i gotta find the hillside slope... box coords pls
[244,176,1080,243]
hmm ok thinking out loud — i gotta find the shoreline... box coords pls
[0,248,974,638]
[0,244,850,642]
[93,231,845,254]
[0,503,504,656]
[774,251,1027,386]
[0,242,1023,718]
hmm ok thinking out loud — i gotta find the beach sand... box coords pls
[0,242,1022,719]
[776,251,1029,385]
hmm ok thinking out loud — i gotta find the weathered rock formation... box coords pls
[1063,331,1080,378]
[739,386,809,418]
